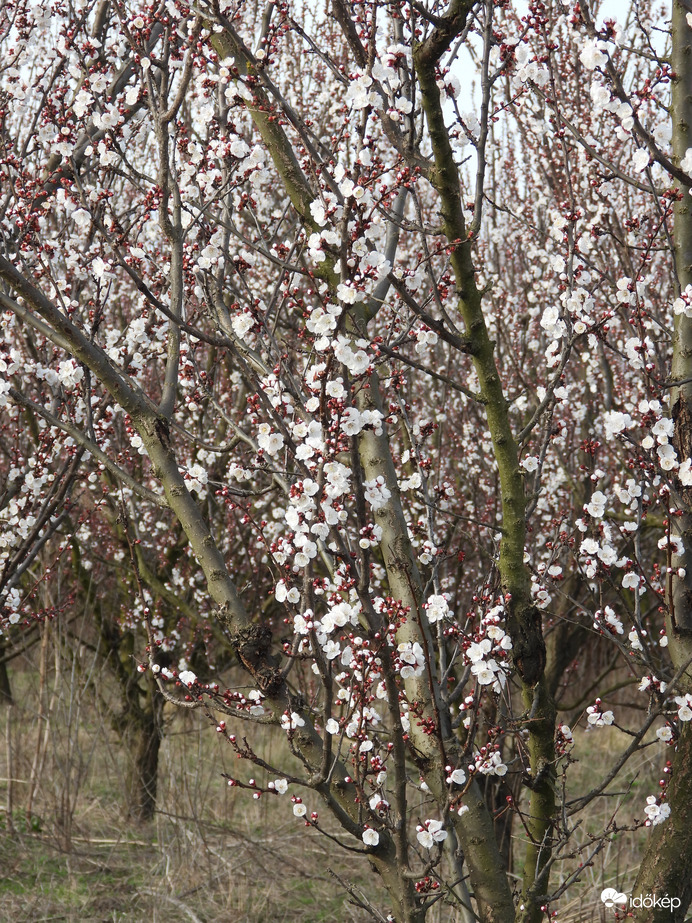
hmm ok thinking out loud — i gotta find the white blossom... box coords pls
[447,768,466,785]
[425,594,450,624]
[585,491,607,518]
[363,476,391,511]
[587,705,614,727]
[362,828,380,846]
[676,694,692,722]
[281,711,306,731]
[633,147,650,172]
[416,819,447,849]
[579,39,607,70]
[644,796,670,826]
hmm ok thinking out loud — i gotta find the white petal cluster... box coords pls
[584,491,607,519]
[345,72,380,110]
[396,641,425,679]
[340,406,384,437]
[416,819,447,849]
[593,606,623,635]
[675,694,692,722]
[644,796,670,826]
[362,828,380,846]
[602,410,634,440]
[474,751,507,776]
[363,476,392,511]
[587,704,614,727]
[333,337,371,376]
[257,423,285,457]
[579,39,608,70]
[425,594,450,624]
[281,711,306,731]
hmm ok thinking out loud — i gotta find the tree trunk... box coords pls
[2,649,13,832]
[123,685,163,824]
[669,0,692,668]
[631,724,692,922]
[0,650,12,705]
[634,3,692,918]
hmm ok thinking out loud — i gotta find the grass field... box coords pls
[0,700,388,922]
[0,639,392,923]
[0,639,673,923]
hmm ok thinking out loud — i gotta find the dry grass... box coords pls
[0,644,683,922]
[546,722,664,923]
[0,653,387,923]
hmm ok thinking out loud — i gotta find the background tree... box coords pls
[2,1,692,921]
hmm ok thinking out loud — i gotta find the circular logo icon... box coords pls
[601,888,628,908]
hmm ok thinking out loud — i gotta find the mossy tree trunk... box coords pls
[412,7,556,921]
[633,4,692,919]
[122,675,164,824]
[631,725,692,922]
[668,0,692,668]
